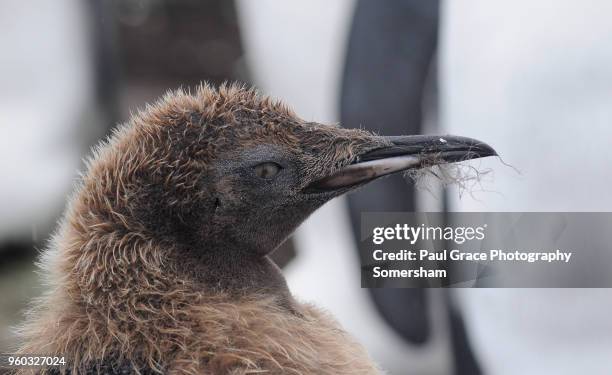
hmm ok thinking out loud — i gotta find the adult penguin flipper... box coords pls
[340,0,440,345]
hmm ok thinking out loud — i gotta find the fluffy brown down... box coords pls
[15,84,381,374]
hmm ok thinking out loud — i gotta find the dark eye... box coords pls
[254,162,282,179]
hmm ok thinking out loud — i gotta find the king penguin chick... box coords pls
[16,84,496,375]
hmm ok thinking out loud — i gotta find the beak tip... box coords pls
[475,142,498,158]
[435,136,498,162]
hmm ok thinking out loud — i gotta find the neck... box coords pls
[167,245,296,307]
[61,204,294,311]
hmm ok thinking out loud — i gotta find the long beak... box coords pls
[305,135,497,192]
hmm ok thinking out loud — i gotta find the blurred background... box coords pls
[1,1,612,374]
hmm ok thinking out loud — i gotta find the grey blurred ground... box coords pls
[0,259,40,352]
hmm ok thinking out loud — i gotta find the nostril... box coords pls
[213,197,221,213]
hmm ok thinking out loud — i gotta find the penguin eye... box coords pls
[254,162,282,179]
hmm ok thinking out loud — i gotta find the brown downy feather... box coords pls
[15,83,381,374]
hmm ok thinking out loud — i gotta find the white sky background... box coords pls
[442,1,612,374]
[442,0,612,212]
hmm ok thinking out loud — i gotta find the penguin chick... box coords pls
[16,83,496,374]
